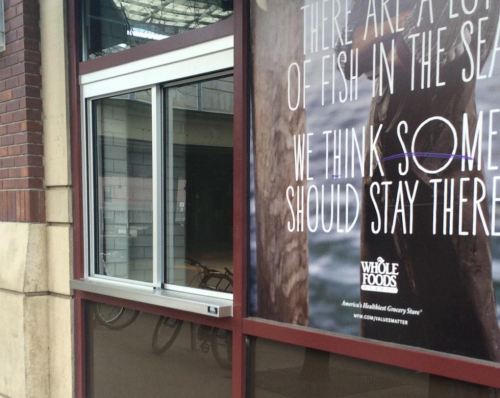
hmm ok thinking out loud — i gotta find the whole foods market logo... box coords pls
[361,257,399,294]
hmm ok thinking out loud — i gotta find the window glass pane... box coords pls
[249,338,499,398]
[165,75,233,293]
[83,0,234,60]
[86,302,232,397]
[93,90,153,283]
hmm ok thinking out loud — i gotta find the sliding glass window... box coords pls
[93,90,154,283]
[85,72,233,298]
[164,75,234,295]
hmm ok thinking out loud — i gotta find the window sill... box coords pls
[71,278,233,318]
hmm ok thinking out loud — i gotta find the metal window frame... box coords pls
[162,70,234,301]
[77,35,235,304]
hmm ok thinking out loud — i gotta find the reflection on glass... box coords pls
[93,90,153,283]
[249,338,499,398]
[83,0,234,59]
[166,76,233,292]
[86,302,232,397]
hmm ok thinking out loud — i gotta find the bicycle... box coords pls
[94,251,140,330]
[151,258,233,369]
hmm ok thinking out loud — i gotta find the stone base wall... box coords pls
[0,0,74,397]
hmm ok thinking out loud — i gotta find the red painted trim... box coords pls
[243,318,500,390]
[74,298,86,398]
[231,1,249,397]
[68,0,84,281]
[75,290,234,330]
[79,18,234,75]
[68,1,86,397]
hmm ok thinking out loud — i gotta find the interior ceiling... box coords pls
[114,0,232,30]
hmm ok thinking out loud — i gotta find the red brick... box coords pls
[3,53,18,68]
[0,135,15,146]
[4,38,24,55]
[14,155,43,167]
[26,109,40,121]
[23,39,40,53]
[11,86,25,99]
[20,73,41,87]
[21,166,43,178]
[21,143,43,155]
[5,77,20,90]
[5,30,17,44]
[4,7,17,22]
[20,120,42,133]
[18,50,40,64]
[8,145,21,156]
[0,91,13,103]
[6,123,21,134]
[23,62,39,76]
[0,192,7,220]
[27,132,42,144]
[25,190,37,221]
[8,0,24,8]
[21,97,42,110]
[0,68,13,81]
[11,62,25,76]
[6,99,21,112]
[8,168,22,178]
[18,26,40,41]
[2,178,43,190]
[16,190,23,221]
[2,179,18,189]
[24,86,40,98]
[8,15,23,31]
[13,132,42,145]
[13,132,27,144]
[22,14,39,30]
[39,191,45,222]
[4,75,19,86]
[17,2,39,17]
[1,113,14,124]
[0,0,44,223]
[2,157,16,167]
[12,109,26,122]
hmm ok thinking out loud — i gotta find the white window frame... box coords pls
[74,35,235,317]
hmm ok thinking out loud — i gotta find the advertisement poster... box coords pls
[250,0,500,362]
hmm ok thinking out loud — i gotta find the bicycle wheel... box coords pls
[211,328,232,370]
[95,303,139,330]
[199,274,233,293]
[152,317,183,355]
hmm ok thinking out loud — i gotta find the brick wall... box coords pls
[0,0,44,222]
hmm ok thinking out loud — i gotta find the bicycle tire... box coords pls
[152,317,183,355]
[211,328,232,370]
[95,304,140,330]
[199,274,233,293]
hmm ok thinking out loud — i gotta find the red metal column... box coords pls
[232,0,250,397]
